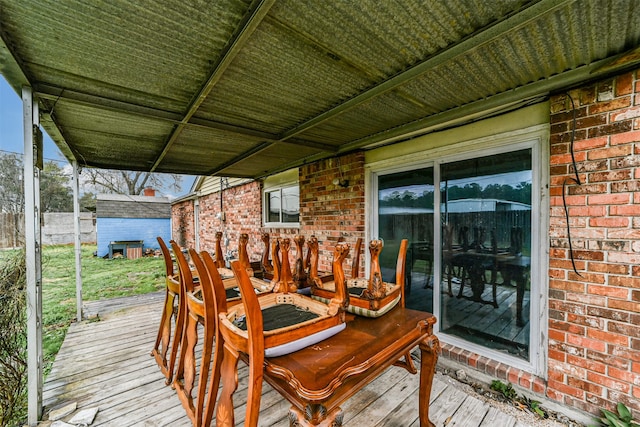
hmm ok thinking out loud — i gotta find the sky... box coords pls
[0,76,194,198]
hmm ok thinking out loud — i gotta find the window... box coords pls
[369,128,547,374]
[264,185,300,225]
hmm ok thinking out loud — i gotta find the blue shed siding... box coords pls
[96,218,171,257]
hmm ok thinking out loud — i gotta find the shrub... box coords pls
[594,403,639,427]
[0,250,28,427]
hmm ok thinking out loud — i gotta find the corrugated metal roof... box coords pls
[1,0,639,178]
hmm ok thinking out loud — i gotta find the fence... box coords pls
[0,212,96,248]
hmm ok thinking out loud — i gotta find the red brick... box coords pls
[609,275,640,290]
[586,371,631,393]
[589,217,629,228]
[567,333,609,352]
[608,366,640,384]
[609,321,640,339]
[587,193,631,205]
[588,145,633,160]
[587,284,629,298]
[567,354,607,374]
[615,72,634,96]
[588,120,633,138]
[589,96,632,114]
[608,299,640,312]
[547,379,585,399]
[588,262,628,275]
[587,329,629,347]
[574,136,608,150]
[610,129,640,145]
[532,377,546,394]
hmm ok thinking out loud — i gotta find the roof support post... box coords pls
[72,160,83,321]
[194,198,200,252]
[23,85,43,425]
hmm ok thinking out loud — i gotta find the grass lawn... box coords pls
[40,244,165,374]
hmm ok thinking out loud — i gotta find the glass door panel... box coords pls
[440,149,532,360]
[377,167,434,313]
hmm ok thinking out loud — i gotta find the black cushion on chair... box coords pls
[226,288,240,299]
[233,304,320,332]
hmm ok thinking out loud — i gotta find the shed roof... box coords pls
[1,1,639,179]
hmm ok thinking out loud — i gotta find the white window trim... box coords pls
[365,124,549,376]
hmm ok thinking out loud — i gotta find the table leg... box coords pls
[419,335,440,427]
[288,404,343,426]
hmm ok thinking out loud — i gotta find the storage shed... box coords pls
[96,193,171,258]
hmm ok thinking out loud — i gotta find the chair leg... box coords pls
[151,289,176,379]
[202,331,223,427]
[195,322,214,427]
[216,344,240,427]
[174,312,199,424]
[167,291,186,386]
[244,352,264,427]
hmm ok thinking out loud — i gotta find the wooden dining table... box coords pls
[220,306,439,426]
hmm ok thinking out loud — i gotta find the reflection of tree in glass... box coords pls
[380,188,434,209]
[447,181,531,205]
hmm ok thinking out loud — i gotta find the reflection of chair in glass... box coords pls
[441,223,459,297]
[215,247,350,426]
[454,226,500,308]
[151,237,182,384]
[406,239,433,294]
[312,239,408,318]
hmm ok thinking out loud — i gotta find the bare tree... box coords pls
[0,153,24,215]
[84,169,182,195]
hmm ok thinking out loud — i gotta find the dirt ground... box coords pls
[436,368,590,427]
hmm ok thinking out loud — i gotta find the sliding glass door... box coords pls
[373,144,537,365]
[377,167,434,313]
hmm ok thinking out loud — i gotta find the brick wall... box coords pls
[299,151,365,272]
[171,152,366,269]
[172,199,195,248]
[547,69,640,417]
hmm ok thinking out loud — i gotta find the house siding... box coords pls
[96,217,171,257]
[96,194,172,257]
[171,69,640,421]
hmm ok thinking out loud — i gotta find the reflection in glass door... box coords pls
[440,149,532,360]
[377,168,434,313]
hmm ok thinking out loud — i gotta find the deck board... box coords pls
[40,296,542,426]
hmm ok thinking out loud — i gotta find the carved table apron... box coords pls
[223,307,439,427]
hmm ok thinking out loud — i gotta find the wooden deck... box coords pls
[41,293,541,427]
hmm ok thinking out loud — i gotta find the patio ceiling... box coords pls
[1,0,640,179]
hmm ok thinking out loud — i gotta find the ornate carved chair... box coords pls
[312,238,408,318]
[171,243,217,427]
[260,232,274,280]
[150,237,183,384]
[214,244,351,427]
[220,233,273,299]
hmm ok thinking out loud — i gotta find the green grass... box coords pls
[38,244,165,373]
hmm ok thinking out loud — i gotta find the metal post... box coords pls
[194,198,200,251]
[23,86,43,425]
[73,161,83,321]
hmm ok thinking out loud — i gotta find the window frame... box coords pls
[262,183,300,228]
[365,125,549,376]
